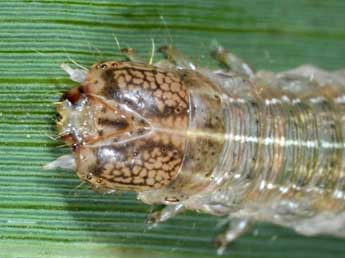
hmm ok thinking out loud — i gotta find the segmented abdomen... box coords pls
[147,67,345,231]
[220,71,345,214]
[217,73,345,233]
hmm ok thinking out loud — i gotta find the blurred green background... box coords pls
[0,0,344,257]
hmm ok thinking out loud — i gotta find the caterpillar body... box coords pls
[45,44,345,254]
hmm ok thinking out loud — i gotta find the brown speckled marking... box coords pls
[100,64,188,117]
[58,61,189,191]
[75,140,184,191]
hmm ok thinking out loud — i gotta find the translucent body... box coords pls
[144,65,345,240]
[47,47,345,252]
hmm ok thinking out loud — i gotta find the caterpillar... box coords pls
[45,43,345,254]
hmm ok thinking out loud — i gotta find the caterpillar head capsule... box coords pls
[56,61,189,192]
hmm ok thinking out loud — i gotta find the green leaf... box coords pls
[1,0,345,257]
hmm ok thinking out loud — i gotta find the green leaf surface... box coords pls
[1,0,344,257]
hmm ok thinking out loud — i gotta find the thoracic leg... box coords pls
[43,154,76,170]
[211,41,254,78]
[120,48,146,63]
[120,45,176,70]
[146,204,185,228]
[121,44,196,70]
[60,64,88,83]
[158,45,196,70]
[215,218,251,255]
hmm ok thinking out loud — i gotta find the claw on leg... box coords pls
[159,45,196,70]
[146,204,185,228]
[215,218,251,255]
[211,41,254,78]
[60,64,88,83]
[120,38,155,64]
[121,48,146,63]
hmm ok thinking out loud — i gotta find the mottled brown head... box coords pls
[58,61,189,192]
